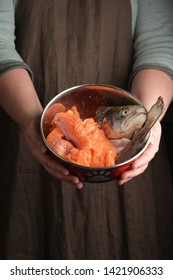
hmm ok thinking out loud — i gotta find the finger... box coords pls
[72,181,84,189]
[131,142,158,169]
[117,163,148,185]
[44,165,83,189]
[44,165,80,183]
[33,148,70,176]
[40,152,83,189]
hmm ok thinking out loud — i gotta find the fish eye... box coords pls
[122,110,128,116]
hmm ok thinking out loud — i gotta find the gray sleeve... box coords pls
[130,0,173,82]
[0,0,33,77]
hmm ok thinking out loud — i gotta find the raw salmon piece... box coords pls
[65,146,92,167]
[52,106,89,149]
[43,103,66,135]
[84,119,116,167]
[47,105,116,167]
[46,128,75,157]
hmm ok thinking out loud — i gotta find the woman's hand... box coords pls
[117,69,173,185]
[23,116,84,189]
[117,121,161,185]
[0,69,83,189]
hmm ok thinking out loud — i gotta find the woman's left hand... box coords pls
[117,121,161,185]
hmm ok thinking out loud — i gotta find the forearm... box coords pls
[0,68,42,127]
[130,69,173,120]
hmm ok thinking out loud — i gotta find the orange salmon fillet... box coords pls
[46,104,116,167]
[46,128,75,157]
[52,106,89,149]
[43,103,66,135]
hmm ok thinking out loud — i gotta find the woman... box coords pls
[0,0,173,259]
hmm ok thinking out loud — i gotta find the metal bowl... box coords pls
[40,84,151,183]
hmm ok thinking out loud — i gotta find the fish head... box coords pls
[96,105,147,139]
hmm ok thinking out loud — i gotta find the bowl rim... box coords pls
[41,83,146,111]
[40,83,151,170]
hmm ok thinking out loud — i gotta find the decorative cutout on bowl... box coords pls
[86,170,111,182]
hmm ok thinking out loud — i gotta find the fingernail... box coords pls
[118,178,129,185]
[118,181,124,186]
[73,178,79,184]
[76,183,83,189]
[63,170,69,176]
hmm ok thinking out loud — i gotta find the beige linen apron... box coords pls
[0,0,172,259]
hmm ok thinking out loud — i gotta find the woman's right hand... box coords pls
[23,116,84,189]
[0,69,83,189]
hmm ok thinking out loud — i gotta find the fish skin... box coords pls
[96,104,147,140]
[115,96,165,164]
